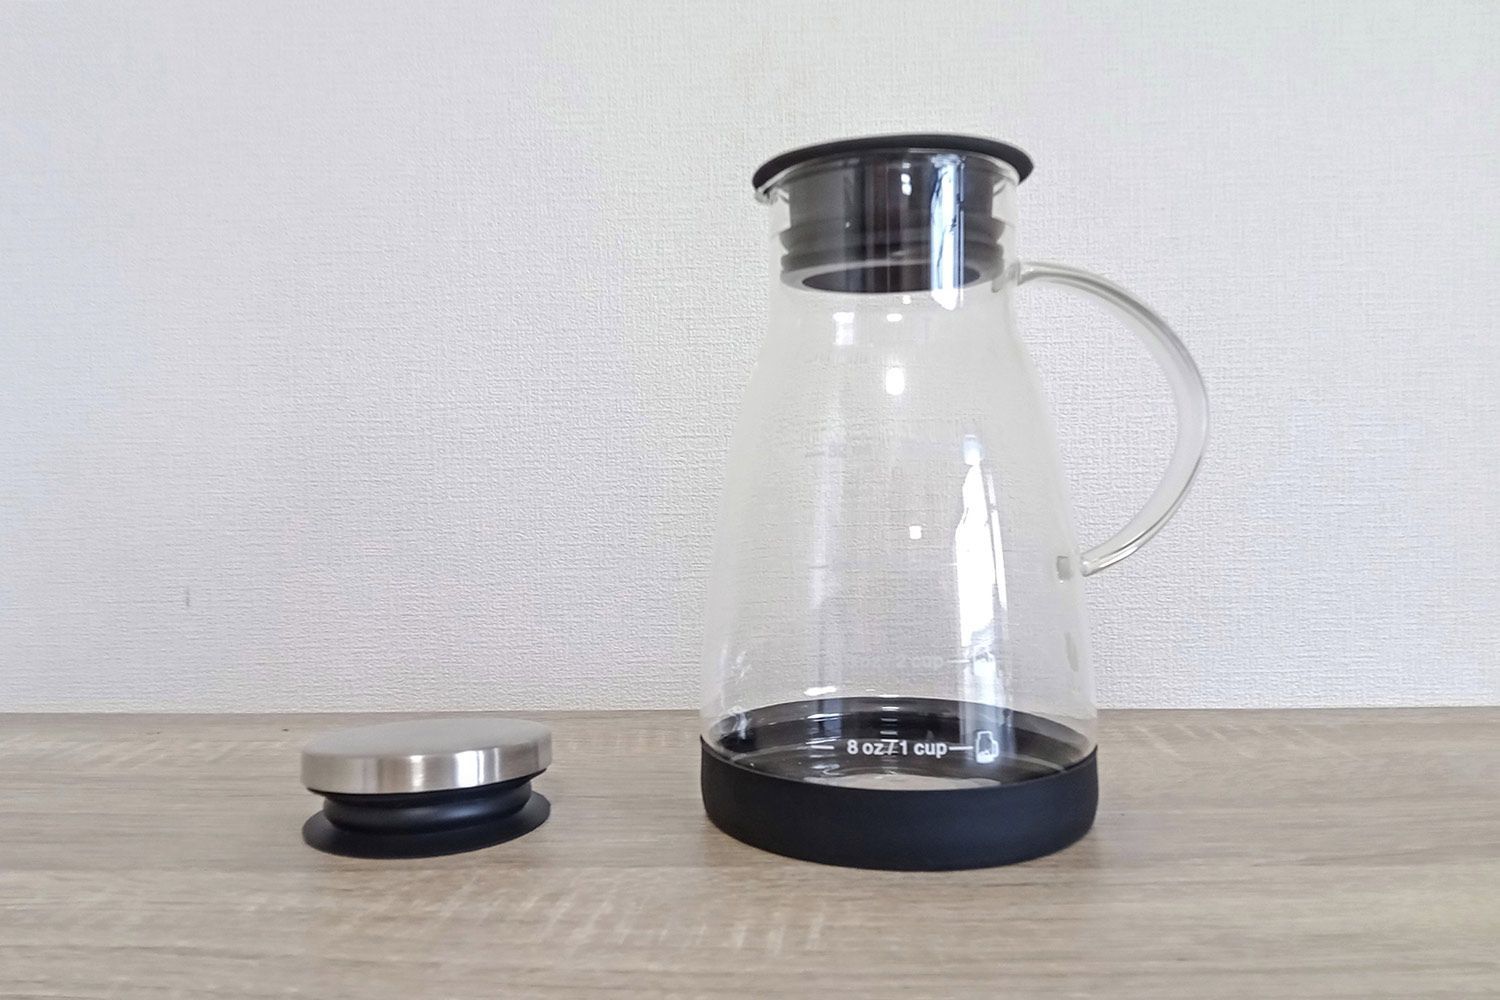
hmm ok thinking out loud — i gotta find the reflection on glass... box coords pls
[954,436,1006,710]
[928,156,961,310]
[833,310,855,346]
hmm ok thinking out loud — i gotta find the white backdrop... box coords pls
[3,2,1498,711]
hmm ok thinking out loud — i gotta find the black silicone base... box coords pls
[701,703,1098,870]
[303,775,550,859]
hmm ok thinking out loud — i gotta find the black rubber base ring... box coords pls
[702,743,1097,870]
[303,790,550,859]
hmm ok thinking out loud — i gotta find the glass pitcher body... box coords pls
[700,136,1208,869]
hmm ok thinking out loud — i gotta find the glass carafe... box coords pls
[700,135,1209,870]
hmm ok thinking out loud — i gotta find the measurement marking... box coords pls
[843,739,952,758]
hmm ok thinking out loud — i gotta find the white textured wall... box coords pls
[3,2,1498,711]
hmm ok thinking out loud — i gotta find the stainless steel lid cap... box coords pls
[301,717,552,795]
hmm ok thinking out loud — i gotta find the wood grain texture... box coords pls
[0,709,1496,999]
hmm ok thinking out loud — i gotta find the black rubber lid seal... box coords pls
[752,133,1034,192]
[302,772,550,859]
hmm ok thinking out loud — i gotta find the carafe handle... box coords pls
[1017,262,1209,575]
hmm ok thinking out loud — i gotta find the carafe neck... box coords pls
[760,146,1021,298]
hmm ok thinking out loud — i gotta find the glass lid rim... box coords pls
[751,133,1034,197]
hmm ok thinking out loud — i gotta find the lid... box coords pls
[752,133,1034,194]
[301,717,552,795]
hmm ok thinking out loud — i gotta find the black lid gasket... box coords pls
[302,772,550,858]
[752,133,1034,193]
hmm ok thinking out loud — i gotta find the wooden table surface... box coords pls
[1,709,1496,999]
